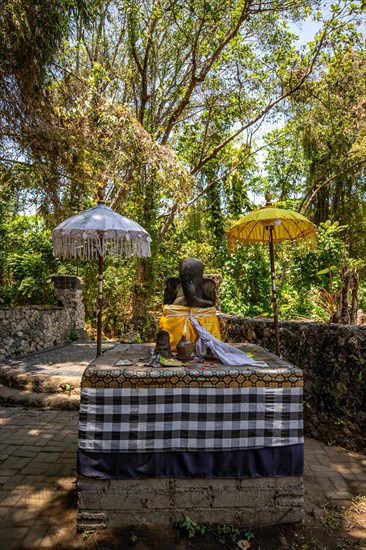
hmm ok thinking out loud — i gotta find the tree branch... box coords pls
[300,159,366,214]
[164,134,280,215]
[161,1,252,144]
[156,19,335,242]
[191,24,329,174]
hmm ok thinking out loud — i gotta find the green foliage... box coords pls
[288,221,347,291]
[216,524,240,544]
[65,328,80,344]
[275,222,349,320]
[1,0,74,98]
[266,49,366,259]
[1,212,364,337]
[59,382,75,396]
[218,220,365,323]
[0,1,365,334]
[0,215,57,305]
[219,243,272,317]
[97,261,135,336]
[179,515,206,539]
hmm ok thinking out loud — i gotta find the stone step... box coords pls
[0,341,118,410]
[0,364,81,394]
[0,383,80,410]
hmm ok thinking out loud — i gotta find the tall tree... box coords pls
[263,46,366,258]
[1,0,364,329]
[300,49,366,255]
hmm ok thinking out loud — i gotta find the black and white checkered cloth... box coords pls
[78,387,303,452]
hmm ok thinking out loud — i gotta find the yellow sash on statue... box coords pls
[159,305,221,352]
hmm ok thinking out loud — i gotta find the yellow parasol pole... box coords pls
[264,192,280,356]
[268,225,280,355]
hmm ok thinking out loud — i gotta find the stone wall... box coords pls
[78,476,304,531]
[0,276,85,361]
[219,315,366,453]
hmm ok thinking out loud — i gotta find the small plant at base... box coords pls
[308,506,317,518]
[242,530,255,541]
[82,530,90,540]
[320,505,342,532]
[32,379,41,393]
[66,327,80,343]
[60,383,75,396]
[130,531,138,543]
[180,515,206,539]
[335,540,359,550]
[216,524,240,544]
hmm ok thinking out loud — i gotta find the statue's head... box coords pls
[163,256,215,308]
[179,257,204,284]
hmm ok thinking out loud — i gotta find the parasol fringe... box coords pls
[52,234,151,260]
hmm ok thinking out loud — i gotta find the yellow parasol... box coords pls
[226,192,317,355]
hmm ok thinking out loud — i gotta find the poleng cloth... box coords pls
[78,386,304,453]
[159,305,221,352]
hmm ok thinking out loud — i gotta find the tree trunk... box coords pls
[130,166,157,339]
[350,269,360,325]
[340,265,350,324]
[130,258,156,339]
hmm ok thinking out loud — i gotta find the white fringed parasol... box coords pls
[52,201,152,356]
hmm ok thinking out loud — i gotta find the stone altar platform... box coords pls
[77,343,304,531]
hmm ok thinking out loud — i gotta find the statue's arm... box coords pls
[183,280,214,308]
[163,277,180,304]
[202,279,216,306]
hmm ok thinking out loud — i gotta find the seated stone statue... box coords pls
[163,257,216,308]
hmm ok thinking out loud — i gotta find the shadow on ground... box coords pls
[75,507,366,550]
[0,406,365,550]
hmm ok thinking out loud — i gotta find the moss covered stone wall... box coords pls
[0,276,85,361]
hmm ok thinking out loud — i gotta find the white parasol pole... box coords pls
[97,237,104,357]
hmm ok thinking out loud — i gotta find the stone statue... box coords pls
[163,257,216,308]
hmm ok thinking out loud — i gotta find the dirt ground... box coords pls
[51,491,366,550]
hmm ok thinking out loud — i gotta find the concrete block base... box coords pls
[77,476,304,531]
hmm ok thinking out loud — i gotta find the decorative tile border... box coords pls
[81,365,303,389]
